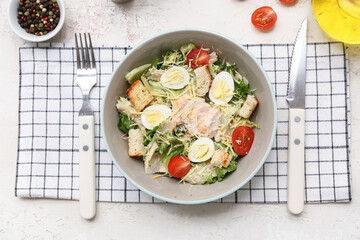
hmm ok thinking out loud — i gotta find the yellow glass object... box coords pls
[312,0,360,44]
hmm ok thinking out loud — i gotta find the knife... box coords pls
[286,18,307,215]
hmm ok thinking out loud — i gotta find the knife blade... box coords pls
[286,18,307,215]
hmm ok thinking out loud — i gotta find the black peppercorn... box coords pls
[17,0,60,35]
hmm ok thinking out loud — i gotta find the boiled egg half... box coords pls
[209,71,234,104]
[141,105,172,130]
[160,66,190,89]
[189,137,215,163]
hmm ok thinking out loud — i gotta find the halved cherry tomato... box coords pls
[251,6,277,30]
[168,155,191,178]
[280,0,297,3]
[186,49,209,69]
[232,126,255,155]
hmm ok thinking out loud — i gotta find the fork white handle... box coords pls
[79,115,96,219]
[287,108,305,214]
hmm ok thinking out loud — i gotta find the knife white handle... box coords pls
[287,108,305,215]
[79,115,96,220]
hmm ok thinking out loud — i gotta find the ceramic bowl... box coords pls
[7,0,65,42]
[101,29,277,204]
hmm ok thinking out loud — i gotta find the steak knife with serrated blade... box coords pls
[286,18,307,215]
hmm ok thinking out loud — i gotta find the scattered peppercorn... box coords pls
[17,0,60,36]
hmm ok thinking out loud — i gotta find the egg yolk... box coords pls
[213,80,231,100]
[162,69,184,84]
[193,144,210,159]
[146,110,164,127]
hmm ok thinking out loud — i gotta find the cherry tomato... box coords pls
[279,0,297,3]
[232,126,255,155]
[251,6,277,30]
[168,155,191,178]
[186,49,209,69]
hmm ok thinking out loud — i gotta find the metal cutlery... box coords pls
[286,18,308,215]
[75,33,97,220]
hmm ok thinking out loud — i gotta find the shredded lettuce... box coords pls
[125,64,151,84]
[208,63,221,76]
[214,159,237,182]
[214,142,228,151]
[117,113,137,134]
[180,43,196,57]
[245,120,260,129]
[219,63,237,75]
[146,80,168,95]
[143,126,159,146]
[151,58,159,68]
[212,62,252,102]
[233,80,252,102]
[161,49,185,68]
[203,169,217,184]
[143,125,187,169]
[155,130,186,169]
[161,143,184,170]
[158,142,168,155]
[201,153,239,183]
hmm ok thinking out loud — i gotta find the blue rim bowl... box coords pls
[101,29,277,204]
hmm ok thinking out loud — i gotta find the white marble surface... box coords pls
[1,0,360,239]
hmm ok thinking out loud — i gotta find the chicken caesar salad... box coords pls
[116,43,259,185]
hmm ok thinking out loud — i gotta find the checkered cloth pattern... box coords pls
[15,42,351,203]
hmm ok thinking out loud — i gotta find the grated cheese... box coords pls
[179,165,199,184]
[152,174,167,180]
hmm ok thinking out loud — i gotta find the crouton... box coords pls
[194,65,212,97]
[128,129,145,157]
[211,149,232,168]
[126,80,153,112]
[149,67,165,81]
[208,52,218,64]
[239,95,258,119]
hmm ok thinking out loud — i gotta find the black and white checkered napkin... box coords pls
[15,42,351,203]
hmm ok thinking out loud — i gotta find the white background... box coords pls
[1,0,360,239]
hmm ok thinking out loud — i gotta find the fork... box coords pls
[75,33,97,220]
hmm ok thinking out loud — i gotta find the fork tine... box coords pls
[79,34,86,69]
[88,33,96,69]
[84,33,90,69]
[75,33,81,69]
